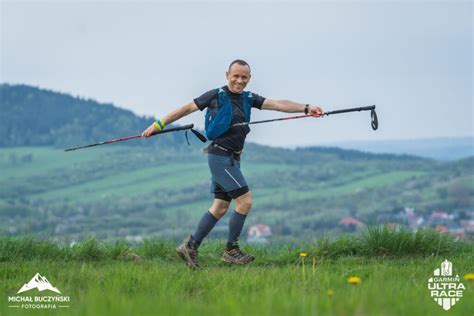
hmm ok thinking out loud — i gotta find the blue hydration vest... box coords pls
[204,88,255,140]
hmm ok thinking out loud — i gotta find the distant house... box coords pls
[338,216,364,231]
[429,211,454,227]
[435,224,466,240]
[447,226,466,240]
[431,211,451,220]
[247,224,272,244]
[376,210,408,225]
[460,220,474,233]
[405,207,424,230]
[435,225,449,234]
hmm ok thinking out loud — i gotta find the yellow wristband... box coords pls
[153,119,166,131]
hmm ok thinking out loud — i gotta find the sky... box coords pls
[1,0,472,147]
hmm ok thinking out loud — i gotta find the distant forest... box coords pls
[0,84,184,148]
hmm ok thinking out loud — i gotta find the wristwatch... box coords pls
[304,104,310,115]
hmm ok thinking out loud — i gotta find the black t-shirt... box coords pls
[194,86,265,151]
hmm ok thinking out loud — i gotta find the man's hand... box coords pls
[141,124,158,138]
[308,105,324,117]
[141,119,165,138]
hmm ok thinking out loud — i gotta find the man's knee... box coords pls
[209,199,230,219]
[236,192,252,213]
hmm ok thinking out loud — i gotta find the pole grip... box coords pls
[151,124,194,136]
[325,105,375,116]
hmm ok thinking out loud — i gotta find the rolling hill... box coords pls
[0,84,472,241]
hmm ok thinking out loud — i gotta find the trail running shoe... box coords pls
[222,247,255,265]
[176,235,199,269]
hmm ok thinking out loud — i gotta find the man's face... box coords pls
[226,63,251,94]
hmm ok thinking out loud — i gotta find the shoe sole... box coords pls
[176,247,198,269]
[221,256,255,265]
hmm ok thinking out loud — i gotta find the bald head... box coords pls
[228,59,251,73]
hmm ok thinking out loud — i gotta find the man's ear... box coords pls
[225,71,230,79]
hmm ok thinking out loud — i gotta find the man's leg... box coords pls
[192,198,230,247]
[222,191,255,265]
[176,198,230,269]
[227,191,252,249]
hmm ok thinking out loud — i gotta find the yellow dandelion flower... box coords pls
[327,289,335,297]
[347,276,362,285]
[464,273,474,281]
[300,252,307,257]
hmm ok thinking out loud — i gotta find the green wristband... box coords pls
[153,119,166,131]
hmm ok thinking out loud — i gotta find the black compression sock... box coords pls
[227,210,247,250]
[192,211,218,248]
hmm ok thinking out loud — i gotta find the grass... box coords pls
[0,236,473,316]
[1,227,470,263]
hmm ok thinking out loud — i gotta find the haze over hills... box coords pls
[325,137,473,161]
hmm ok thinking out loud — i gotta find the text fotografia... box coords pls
[427,259,465,311]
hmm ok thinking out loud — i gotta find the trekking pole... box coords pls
[234,105,378,130]
[64,124,207,152]
[325,105,378,130]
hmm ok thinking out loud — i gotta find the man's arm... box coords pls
[141,101,199,137]
[262,99,324,116]
[162,101,199,126]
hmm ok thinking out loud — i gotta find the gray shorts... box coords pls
[208,153,249,201]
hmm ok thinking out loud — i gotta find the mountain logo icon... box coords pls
[17,273,61,294]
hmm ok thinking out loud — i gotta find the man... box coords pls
[142,59,324,269]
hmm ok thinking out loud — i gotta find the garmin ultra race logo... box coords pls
[427,259,465,311]
[8,273,70,309]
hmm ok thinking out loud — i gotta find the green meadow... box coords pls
[1,230,473,316]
